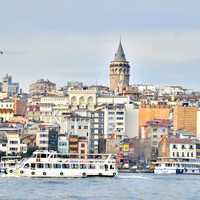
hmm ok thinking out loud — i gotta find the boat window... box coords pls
[71,164,79,169]
[105,164,108,171]
[53,164,61,169]
[36,154,41,158]
[62,164,70,169]
[110,165,114,169]
[89,164,96,169]
[41,154,47,158]
[37,163,44,168]
[45,163,52,168]
[31,163,35,169]
[80,164,87,169]
[24,163,29,168]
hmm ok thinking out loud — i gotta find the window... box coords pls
[190,145,193,149]
[108,112,114,115]
[45,163,52,168]
[182,145,185,149]
[24,163,29,168]
[78,126,81,129]
[53,164,61,169]
[71,164,79,169]
[71,126,74,129]
[187,152,189,157]
[80,164,87,169]
[110,165,114,169]
[9,141,18,144]
[84,126,88,129]
[40,141,48,144]
[105,164,108,171]
[31,163,35,169]
[37,163,44,168]
[81,150,85,154]
[89,164,95,169]
[172,152,175,157]
[40,134,47,137]
[9,147,18,151]
[116,112,124,115]
[182,152,184,157]
[62,164,70,169]
[153,128,157,132]
[173,145,177,149]
[81,143,85,148]
[191,152,193,157]
[41,154,47,158]
[177,152,179,157]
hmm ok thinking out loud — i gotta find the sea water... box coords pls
[0,173,199,200]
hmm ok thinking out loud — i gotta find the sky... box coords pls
[0,0,200,91]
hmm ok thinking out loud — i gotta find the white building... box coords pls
[125,103,139,138]
[97,95,130,105]
[58,134,68,154]
[168,138,196,159]
[36,124,59,150]
[103,104,126,139]
[68,88,97,110]
[60,110,91,139]
[0,128,27,155]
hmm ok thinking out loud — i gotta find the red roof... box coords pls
[168,137,193,144]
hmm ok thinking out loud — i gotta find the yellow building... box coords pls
[139,105,171,127]
[173,106,197,135]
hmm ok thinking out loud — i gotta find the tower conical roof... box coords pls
[113,41,127,62]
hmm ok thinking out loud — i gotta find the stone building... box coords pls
[29,79,56,96]
[109,41,130,93]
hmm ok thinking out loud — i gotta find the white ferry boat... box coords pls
[0,156,21,173]
[5,150,118,178]
[154,158,200,175]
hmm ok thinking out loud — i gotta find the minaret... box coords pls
[109,41,130,93]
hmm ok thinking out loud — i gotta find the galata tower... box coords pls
[109,41,130,93]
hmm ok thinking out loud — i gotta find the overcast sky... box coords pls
[0,0,200,91]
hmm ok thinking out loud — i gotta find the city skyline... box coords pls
[0,0,200,91]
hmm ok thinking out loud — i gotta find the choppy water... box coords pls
[0,173,199,200]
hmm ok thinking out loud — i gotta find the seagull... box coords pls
[0,50,3,54]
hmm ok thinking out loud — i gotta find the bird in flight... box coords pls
[0,50,3,54]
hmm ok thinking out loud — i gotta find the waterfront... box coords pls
[0,173,199,200]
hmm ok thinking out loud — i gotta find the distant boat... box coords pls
[154,158,200,175]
